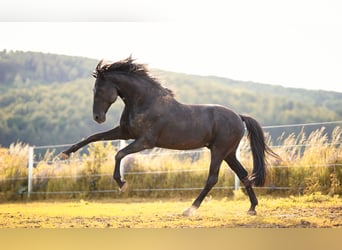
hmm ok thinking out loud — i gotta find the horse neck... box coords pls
[110,73,154,106]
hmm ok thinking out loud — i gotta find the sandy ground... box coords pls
[0,196,341,228]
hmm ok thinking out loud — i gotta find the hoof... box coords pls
[247,210,257,216]
[182,205,198,217]
[120,182,129,193]
[57,152,69,160]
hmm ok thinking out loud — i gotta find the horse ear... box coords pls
[93,59,106,78]
[96,59,105,71]
[125,55,137,72]
[126,54,136,65]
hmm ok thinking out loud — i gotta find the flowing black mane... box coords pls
[93,57,174,97]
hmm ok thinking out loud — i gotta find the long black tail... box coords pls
[240,115,279,186]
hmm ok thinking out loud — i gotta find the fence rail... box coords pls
[2,121,341,199]
[27,121,342,197]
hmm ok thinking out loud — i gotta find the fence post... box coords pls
[119,140,126,180]
[28,146,34,198]
[234,143,241,192]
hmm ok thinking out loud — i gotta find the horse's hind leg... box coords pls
[225,153,258,215]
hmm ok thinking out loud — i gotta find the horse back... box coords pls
[154,102,244,149]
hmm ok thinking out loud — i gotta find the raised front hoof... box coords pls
[247,209,257,216]
[182,205,198,217]
[56,152,70,160]
[119,182,129,193]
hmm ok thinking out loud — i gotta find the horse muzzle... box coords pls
[93,112,106,124]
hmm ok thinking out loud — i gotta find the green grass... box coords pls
[1,193,341,228]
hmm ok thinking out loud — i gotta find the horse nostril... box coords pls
[93,113,105,123]
[93,114,100,121]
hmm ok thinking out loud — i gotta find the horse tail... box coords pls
[240,115,279,187]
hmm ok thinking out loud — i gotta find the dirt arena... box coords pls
[1,194,341,228]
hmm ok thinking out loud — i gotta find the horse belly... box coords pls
[155,120,212,150]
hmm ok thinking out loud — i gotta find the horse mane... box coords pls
[93,56,174,97]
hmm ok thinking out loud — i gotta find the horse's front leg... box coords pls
[57,126,130,159]
[183,149,224,216]
[113,137,155,192]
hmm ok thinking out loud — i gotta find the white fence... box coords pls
[20,120,342,197]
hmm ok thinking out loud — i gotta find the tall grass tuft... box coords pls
[264,126,342,195]
[0,142,29,200]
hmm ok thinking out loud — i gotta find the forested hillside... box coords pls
[0,50,96,87]
[0,50,341,147]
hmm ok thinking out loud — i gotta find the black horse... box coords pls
[58,56,278,216]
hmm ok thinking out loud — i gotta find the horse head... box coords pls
[92,60,118,123]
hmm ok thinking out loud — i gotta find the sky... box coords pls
[1,0,342,93]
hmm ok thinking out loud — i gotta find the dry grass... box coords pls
[0,126,341,201]
[1,193,341,228]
